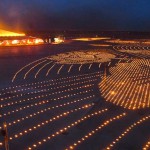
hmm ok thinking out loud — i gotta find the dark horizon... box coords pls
[1,0,150,32]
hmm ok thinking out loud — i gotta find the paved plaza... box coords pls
[0,38,150,150]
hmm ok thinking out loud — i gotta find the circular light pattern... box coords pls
[48,51,116,64]
[12,49,114,81]
[0,42,150,150]
[106,39,150,45]
[113,45,150,58]
[119,49,150,55]
[99,59,150,110]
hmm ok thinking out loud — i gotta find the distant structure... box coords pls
[0,29,65,46]
[0,29,44,46]
[51,36,65,44]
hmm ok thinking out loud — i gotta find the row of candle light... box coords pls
[99,59,150,109]
[66,113,126,150]
[105,115,150,150]
[27,108,108,150]
[1,71,101,93]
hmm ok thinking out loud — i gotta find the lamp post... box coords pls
[104,64,107,84]
[3,122,9,150]
[0,122,9,150]
[0,103,9,150]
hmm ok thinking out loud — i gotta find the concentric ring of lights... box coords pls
[99,59,150,110]
[48,50,116,64]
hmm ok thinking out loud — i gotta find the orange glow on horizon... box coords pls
[72,37,110,41]
[0,29,25,37]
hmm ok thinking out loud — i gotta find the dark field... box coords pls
[0,36,150,150]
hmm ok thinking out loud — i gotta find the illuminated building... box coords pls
[0,29,44,46]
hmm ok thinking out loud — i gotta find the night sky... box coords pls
[0,0,150,31]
